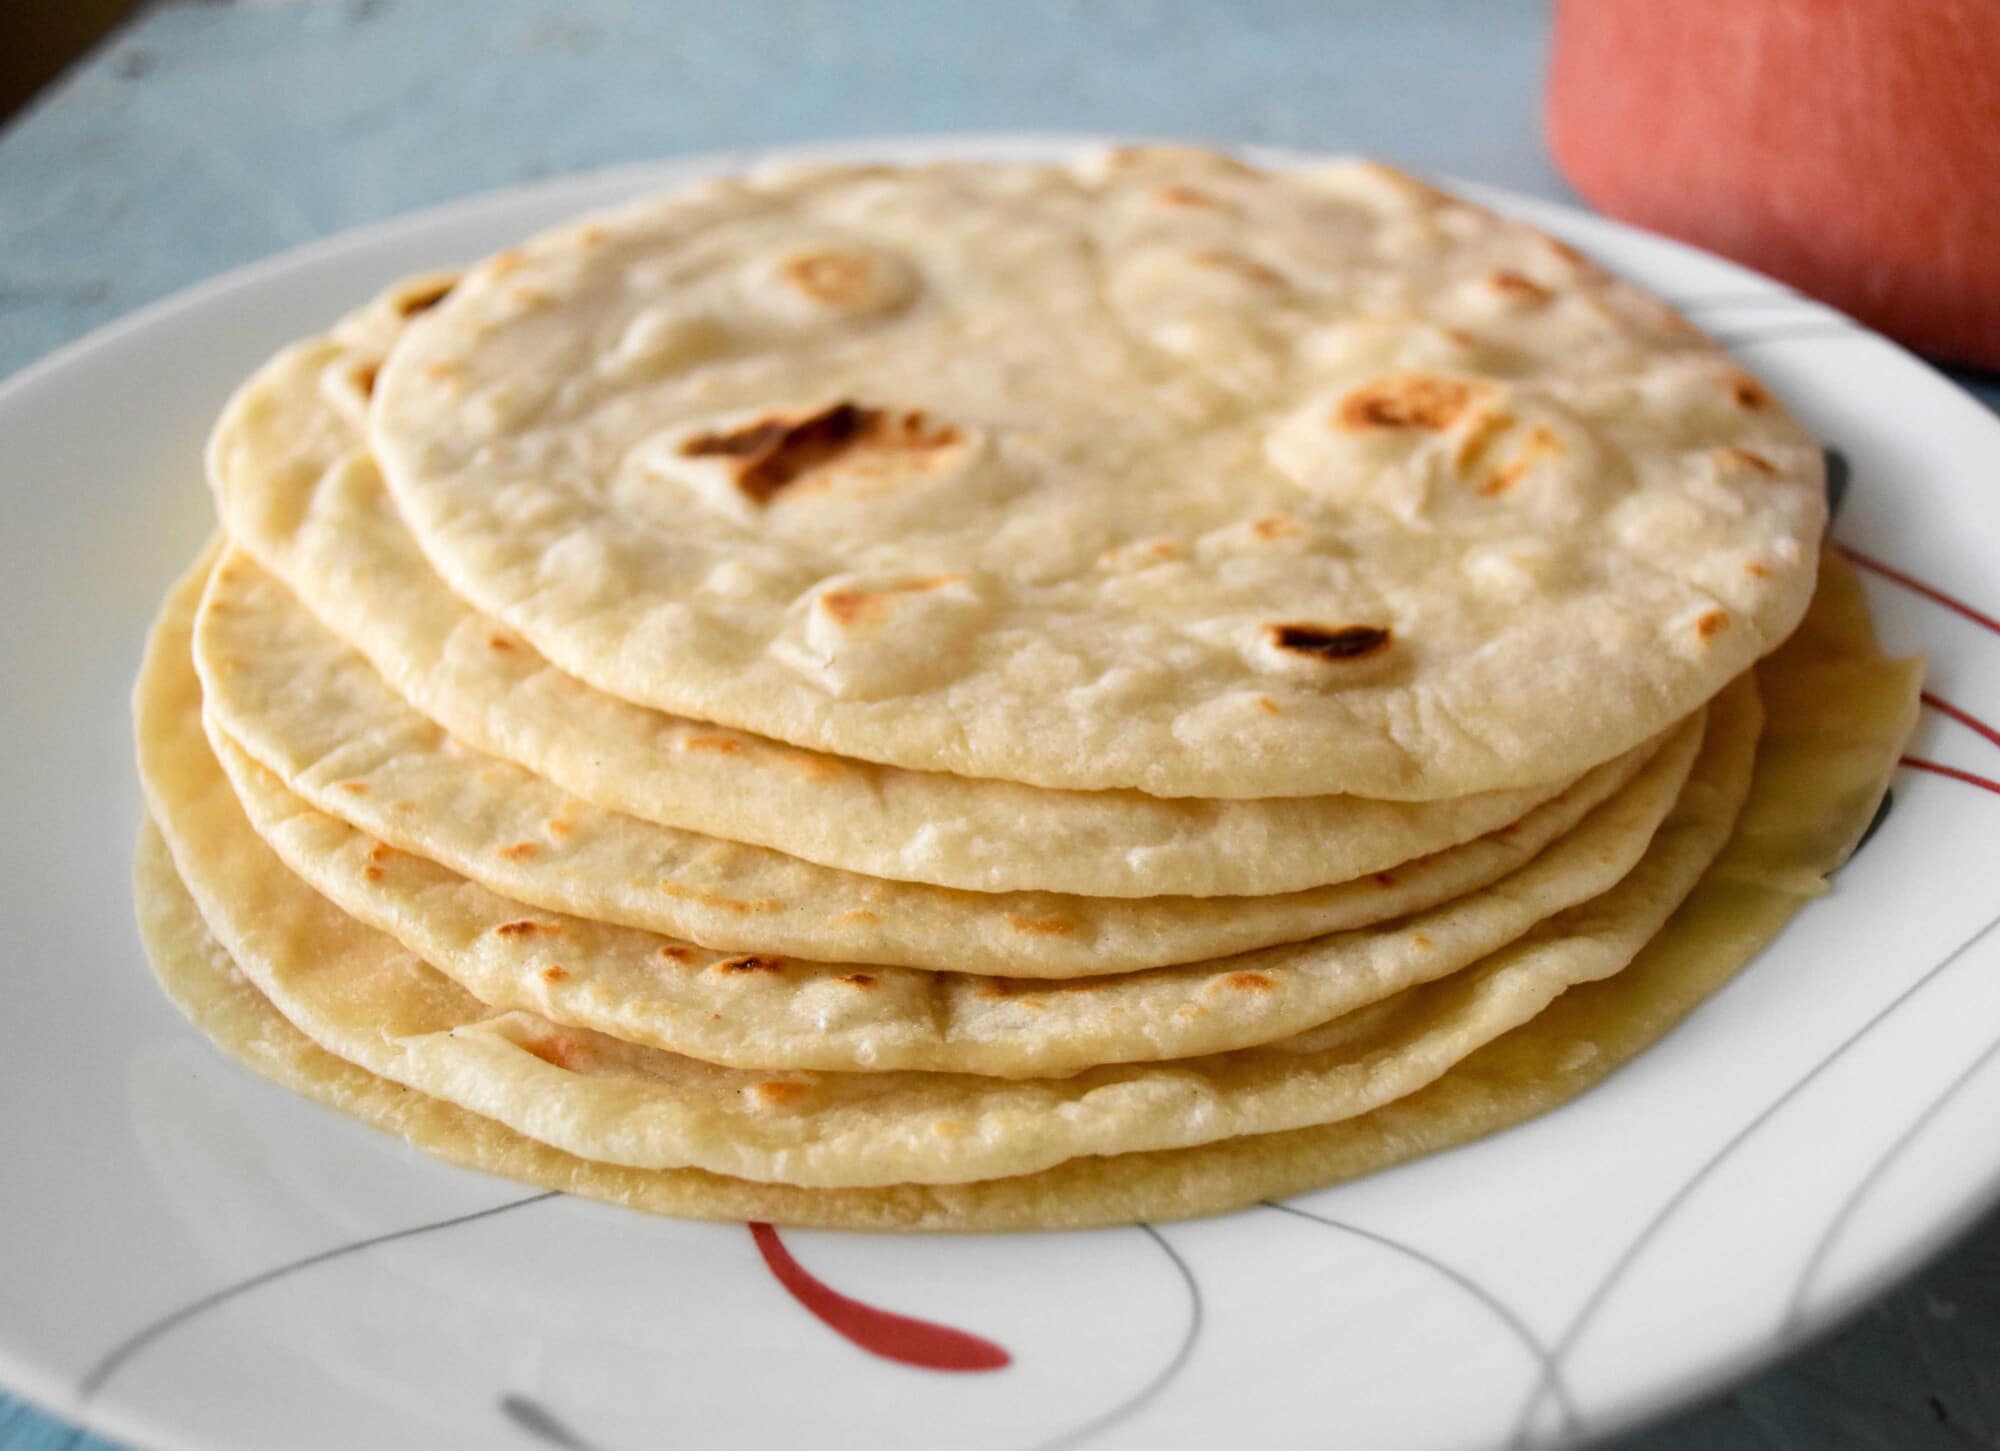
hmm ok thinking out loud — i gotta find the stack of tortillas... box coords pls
[133,148,1921,1230]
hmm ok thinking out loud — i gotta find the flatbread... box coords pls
[132,557,1917,1224]
[367,149,1825,798]
[138,553,1758,1187]
[208,707,1697,1075]
[209,303,1597,898]
[197,547,1666,977]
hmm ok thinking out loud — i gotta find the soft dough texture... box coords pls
[367,148,1826,798]
[196,546,1666,976]
[139,551,1759,1187]
[132,551,1918,1225]
[206,702,1696,1074]
[207,288,1599,897]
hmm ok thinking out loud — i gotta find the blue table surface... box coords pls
[4,2,1997,1447]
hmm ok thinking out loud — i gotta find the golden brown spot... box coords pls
[930,1119,966,1137]
[681,734,746,756]
[1190,250,1282,285]
[509,287,552,309]
[499,841,539,861]
[1337,376,1474,432]
[1008,914,1077,938]
[487,633,514,651]
[1412,934,1434,950]
[1488,270,1551,304]
[495,920,556,938]
[833,908,879,926]
[781,251,877,306]
[680,403,961,505]
[657,945,696,964]
[975,977,1018,999]
[577,226,607,247]
[1375,871,1397,887]
[1745,561,1772,579]
[1696,610,1731,642]
[777,747,845,781]
[487,250,522,278]
[540,965,570,984]
[338,781,369,795]
[714,954,787,975]
[368,842,397,864]
[820,575,960,627]
[362,866,384,882]
[1254,696,1281,715]
[1544,238,1588,267]
[1477,425,1563,497]
[1720,446,1777,476]
[395,280,454,316]
[350,362,378,398]
[544,818,574,839]
[752,1081,810,1107]
[422,361,461,382]
[1251,514,1303,541]
[1225,971,1275,992]
[838,973,878,989]
[1155,185,1219,208]
[658,882,781,914]
[521,1035,588,1070]
[1729,373,1771,410]
[1268,622,1393,662]
[1452,407,1516,474]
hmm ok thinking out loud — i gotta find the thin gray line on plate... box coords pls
[1789,694,2000,1322]
[1504,902,2000,1447]
[1027,1223,1202,1451]
[1259,1198,1582,1431]
[500,1392,607,1451]
[78,1191,560,1400]
[1783,986,2000,1332]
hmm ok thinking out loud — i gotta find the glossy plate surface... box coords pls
[3,137,1998,1451]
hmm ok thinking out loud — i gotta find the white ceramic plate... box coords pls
[5,136,1999,1451]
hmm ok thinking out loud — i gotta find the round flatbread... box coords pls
[138,551,1761,1188]
[207,699,1698,1075]
[130,551,1919,1228]
[196,547,1665,977]
[209,293,1598,897]
[368,149,1825,798]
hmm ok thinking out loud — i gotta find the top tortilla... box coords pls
[369,147,1825,798]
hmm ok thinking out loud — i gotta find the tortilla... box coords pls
[367,148,1825,798]
[208,710,1697,1075]
[138,553,1758,1187]
[198,547,1666,977]
[131,554,1916,1224]
[209,311,1600,898]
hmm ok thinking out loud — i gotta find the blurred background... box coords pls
[1,2,1995,1448]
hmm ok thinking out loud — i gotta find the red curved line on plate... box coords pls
[1902,756,2000,798]
[1840,544,2000,639]
[1921,692,2000,754]
[748,1223,1011,1372]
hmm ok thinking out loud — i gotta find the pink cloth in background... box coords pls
[1547,0,2000,370]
